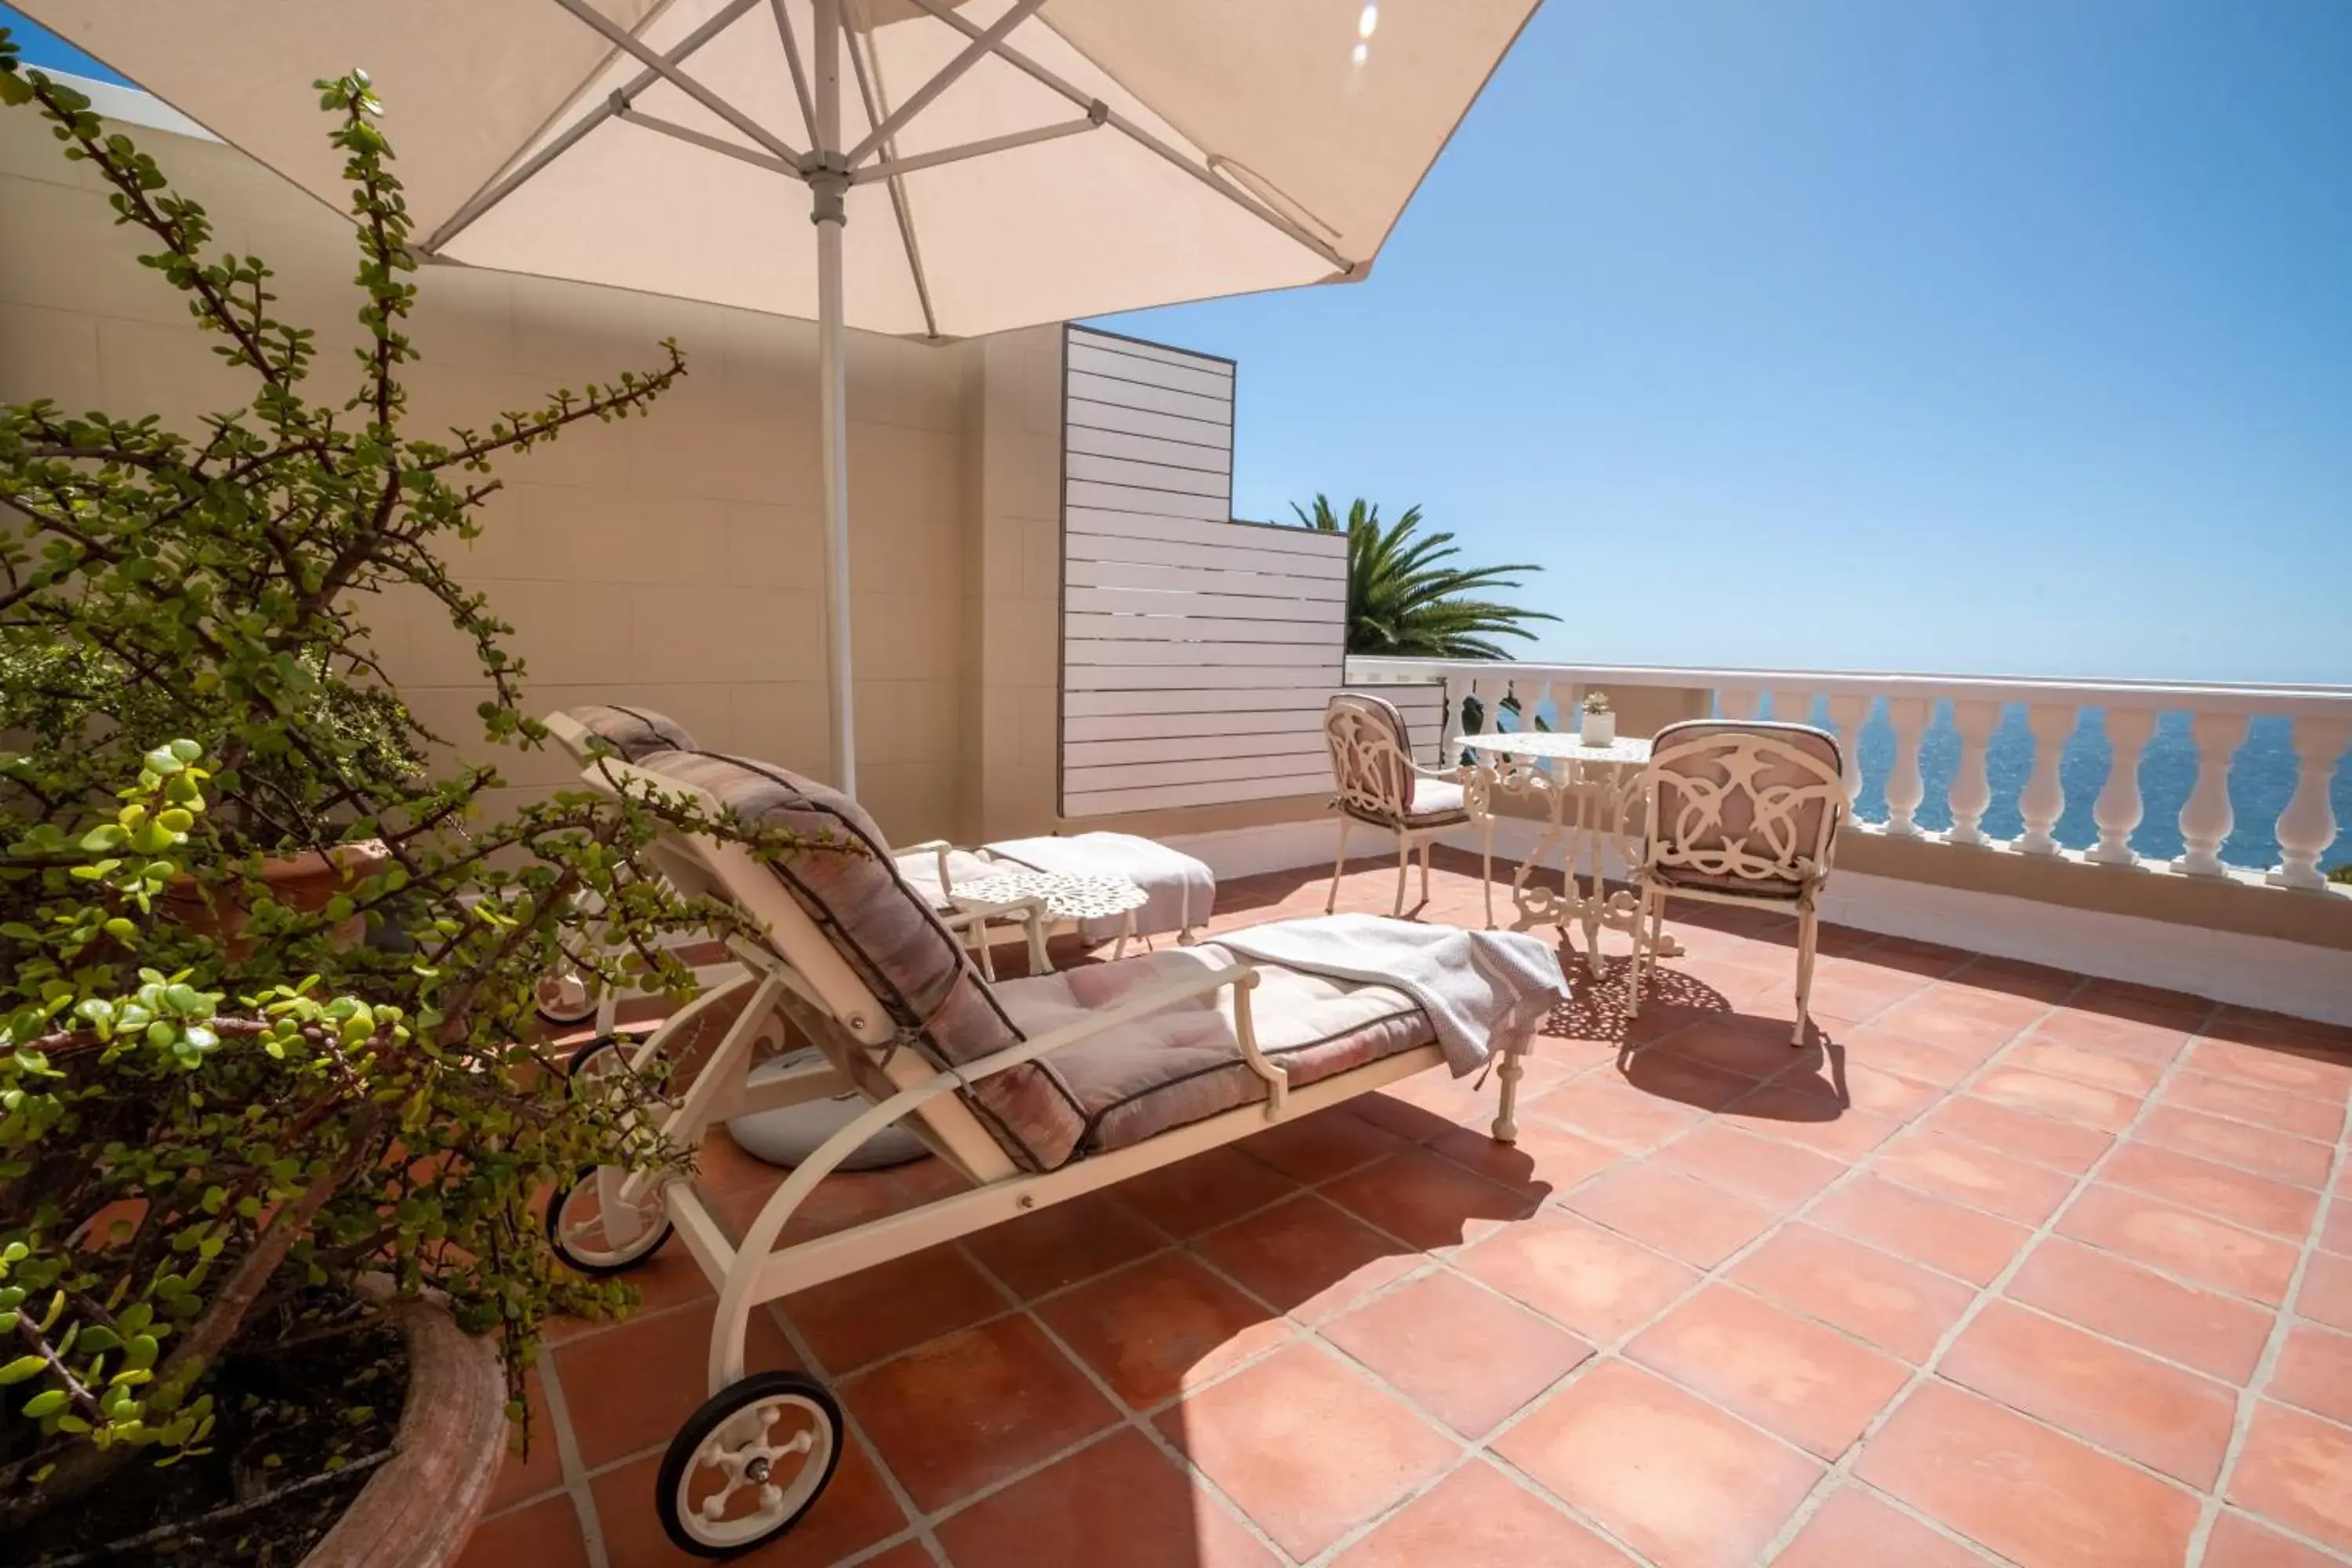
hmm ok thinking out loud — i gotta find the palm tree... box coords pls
[1292,494,1557,659]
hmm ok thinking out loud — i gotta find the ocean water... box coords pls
[1486,697,2350,875]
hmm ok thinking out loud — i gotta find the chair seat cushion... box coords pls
[1345,775,1470,830]
[992,946,1436,1155]
[1651,862,1807,901]
[891,847,1000,909]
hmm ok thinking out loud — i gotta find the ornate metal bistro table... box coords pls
[1459,731,1683,977]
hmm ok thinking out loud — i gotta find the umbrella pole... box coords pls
[813,0,856,794]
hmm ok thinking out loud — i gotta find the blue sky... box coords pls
[9,3,2348,682]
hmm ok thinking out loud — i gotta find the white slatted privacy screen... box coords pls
[1058,326,1453,816]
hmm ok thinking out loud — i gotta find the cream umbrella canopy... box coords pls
[24,0,1539,794]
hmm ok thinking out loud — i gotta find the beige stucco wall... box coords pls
[0,104,1056,845]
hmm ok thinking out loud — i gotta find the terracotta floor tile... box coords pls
[2101,1142,2321,1240]
[1562,1162,1778,1268]
[1156,1341,1455,1561]
[1867,989,2044,1057]
[1495,1359,1822,1568]
[1189,1193,1421,1323]
[2203,1512,2347,1568]
[2056,1184,2301,1305]
[455,1494,589,1568]
[1970,1066,2141,1132]
[1810,1174,2032,1285]
[2136,1105,2335,1189]
[1916,1094,2114,1174]
[1653,1018,1813,1080]
[1653,1122,1846,1212]
[1526,1070,1709,1152]
[1427,1116,1621,1201]
[2326,1200,2352,1258]
[2296,1251,2352,1331]
[1236,1105,1406,1185]
[702,1167,913,1252]
[2228,1399,2352,1554]
[554,1299,799,1469]
[1945,958,2082,1004]
[2161,1072,2347,1143]
[1940,1299,2238,1486]
[1626,1284,1909,1457]
[1456,1210,1700,1343]
[1856,1381,2201,1568]
[484,1365,566,1515]
[1035,1251,1289,1409]
[1333,1459,1635,1567]
[2005,1236,2276,1384]
[1615,1048,1765,1112]
[890,1153,977,1203]
[842,1314,1119,1514]
[1729,1222,1977,1363]
[1777,1057,1945,1121]
[589,1429,905,1568]
[1115,1146,1301,1238]
[931,1428,1278,1568]
[2184,1035,2352,1101]
[1320,1148,1540,1250]
[1348,1087,1457,1144]
[962,1191,1166,1299]
[2002,1037,2165,1098]
[1772,1485,1986,1568]
[2026,1005,2196,1066]
[1875,1127,2078,1225]
[1322,1269,1592,1436]
[1720,1082,1903,1161]
[1823,1024,1985,1088]
[2270,1323,2352,1428]
[782,1243,1007,1374]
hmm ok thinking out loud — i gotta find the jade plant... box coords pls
[0,44,825,1530]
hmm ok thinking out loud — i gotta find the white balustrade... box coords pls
[2015,703,2076,856]
[1946,700,2002,846]
[1882,699,1933,837]
[1825,694,1869,808]
[1345,657,2352,894]
[2088,706,2155,866]
[2173,710,2250,878]
[2270,717,2352,890]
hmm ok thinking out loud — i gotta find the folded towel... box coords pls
[1211,913,1564,1076]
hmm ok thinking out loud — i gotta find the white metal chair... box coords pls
[549,746,1537,1558]
[1621,720,1846,1046]
[1322,691,1481,917]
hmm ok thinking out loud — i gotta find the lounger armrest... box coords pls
[899,837,958,895]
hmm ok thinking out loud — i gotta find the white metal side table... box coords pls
[1460,731,1684,977]
[949,869,1149,976]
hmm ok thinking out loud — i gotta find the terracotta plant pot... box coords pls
[303,1295,507,1568]
[163,840,391,953]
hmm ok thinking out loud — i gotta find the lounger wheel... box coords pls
[655,1372,843,1558]
[535,960,601,1025]
[546,1036,673,1274]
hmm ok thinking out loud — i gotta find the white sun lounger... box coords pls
[546,746,1555,1557]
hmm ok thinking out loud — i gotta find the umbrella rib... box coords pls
[900,0,1355,274]
[768,0,818,145]
[426,0,768,254]
[843,9,939,340]
[842,0,1048,169]
[552,0,806,168]
[852,114,1103,184]
[618,108,800,179]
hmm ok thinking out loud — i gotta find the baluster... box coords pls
[1824,695,1868,808]
[2268,717,2352,890]
[1719,687,1762,720]
[1440,675,1466,759]
[1529,680,1554,734]
[2172,710,2251,877]
[1945,700,2001,845]
[1769,688,1813,727]
[1882,699,1932,836]
[2087,706,2155,866]
[2013,703,2076,855]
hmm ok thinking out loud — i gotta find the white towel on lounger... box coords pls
[1211,914,1564,1076]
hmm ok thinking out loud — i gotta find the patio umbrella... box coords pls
[22,0,1540,793]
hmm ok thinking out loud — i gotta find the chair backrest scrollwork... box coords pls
[1322,693,1419,825]
[1635,720,1846,889]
